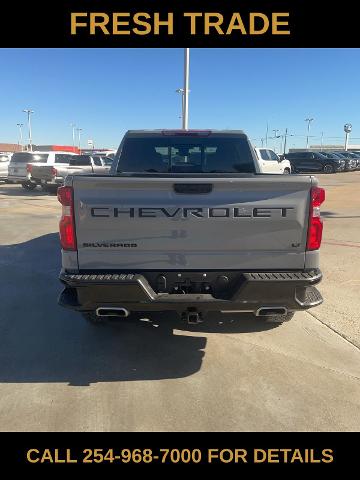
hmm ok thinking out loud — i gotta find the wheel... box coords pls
[283,168,291,174]
[21,181,37,190]
[260,312,295,324]
[323,164,334,174]
[82,311,106,325]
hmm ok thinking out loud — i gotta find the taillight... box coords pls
[58,186,77,251]
[51,166,57,176]
[307,186,325,250]
[26,163,32,173]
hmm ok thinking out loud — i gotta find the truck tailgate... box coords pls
[72,175,315,271]
[31,165,54,180]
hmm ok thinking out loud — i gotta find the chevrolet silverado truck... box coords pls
[32,154,111,192]
[57,130,324,325]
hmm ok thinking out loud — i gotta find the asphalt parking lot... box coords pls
[0,174,359,432]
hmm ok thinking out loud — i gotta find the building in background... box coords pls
[0,143,83,153]
[0,143,23,153]
[33,145,80,154]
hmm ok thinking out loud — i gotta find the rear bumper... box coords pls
[7,175,33,183]
[58,269,323,314]
[41,177,64,185]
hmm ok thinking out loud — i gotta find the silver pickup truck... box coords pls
[57,130,324,325]
[32,155,111,192]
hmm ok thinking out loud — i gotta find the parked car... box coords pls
[254,148,291,174]
[317,152,349,170]
[7,151,78,190]
[100,151,116,159]
[35,154,111,192]
[285,151,345,173]
[330,151,358,171]
[101,156,114,167]
[57,129,324,326]
[349,151,360,169]
[0,153,11,181]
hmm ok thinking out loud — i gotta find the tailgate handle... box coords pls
[173,183,213,194]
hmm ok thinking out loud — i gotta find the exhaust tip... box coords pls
[96,307,130,318]
[256,307,287,317]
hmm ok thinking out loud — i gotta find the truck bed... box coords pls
[31,164,94,183]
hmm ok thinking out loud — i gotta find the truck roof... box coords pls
[124,129,247,137]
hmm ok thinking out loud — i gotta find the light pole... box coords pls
[76,128,82,153]
[305,117,314,149]
[282,128,294,155]
[70,123,76,148]
[182,48,190,130]
[175,88,184,126]
[23,109,34,151]
[344,123,352,151]
[321,131,324,151]
[265,123,269,147]
[272,129,280,152]
[17,123,24,151]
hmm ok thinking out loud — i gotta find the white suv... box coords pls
[254,148,291,174]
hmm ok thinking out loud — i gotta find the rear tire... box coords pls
[283,168,291,174]
[261,312,295,324]
[323,164,334,174]
[21,181,37,190]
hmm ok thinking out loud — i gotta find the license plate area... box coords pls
[146,271,243,299]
